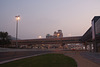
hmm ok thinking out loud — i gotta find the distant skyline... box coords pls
[0,0,100,39]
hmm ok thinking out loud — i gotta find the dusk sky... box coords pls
[0,0,100,39]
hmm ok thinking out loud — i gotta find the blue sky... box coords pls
[0,0,100,39]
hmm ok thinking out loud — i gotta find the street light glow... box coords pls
[39,36,42,38]
[57,34,60,36]
[15,15,20,21]
[57,33,60,37]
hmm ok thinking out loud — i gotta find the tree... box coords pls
[0,31,11,47]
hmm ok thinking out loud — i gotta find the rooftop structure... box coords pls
[46,30,63,38]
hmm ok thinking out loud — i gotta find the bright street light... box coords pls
[57,34,60,37]
[38,36,42,38]
[15,15,20,20]
[15,15,20,48]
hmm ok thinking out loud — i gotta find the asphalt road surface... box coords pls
[0,50,52,62]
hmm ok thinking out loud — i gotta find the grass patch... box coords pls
[0,54,77,67]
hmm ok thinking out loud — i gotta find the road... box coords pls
[0,48,52,64]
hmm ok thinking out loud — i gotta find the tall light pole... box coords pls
[15,15,20,48]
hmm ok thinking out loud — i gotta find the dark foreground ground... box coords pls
[0,50,52,63]
[0,48,100,67]
[0,54,77,67]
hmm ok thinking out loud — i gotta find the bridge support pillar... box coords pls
[89,44,92,52]
[93,41,98,52]
[89,42,93,52]
[61,43,65,49]
[84,42,87,50]
[85,45,87,50]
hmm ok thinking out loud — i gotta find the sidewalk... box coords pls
[80,52,100,64]
[57,51,100,67]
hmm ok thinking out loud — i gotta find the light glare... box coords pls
[38,36,42,38]
[15,16,20,21]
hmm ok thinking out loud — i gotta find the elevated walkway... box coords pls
[12,36,83,45]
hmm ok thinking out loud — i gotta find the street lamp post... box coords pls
[15,15,20,48]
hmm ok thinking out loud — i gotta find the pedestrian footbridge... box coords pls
[12,36,82,45]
